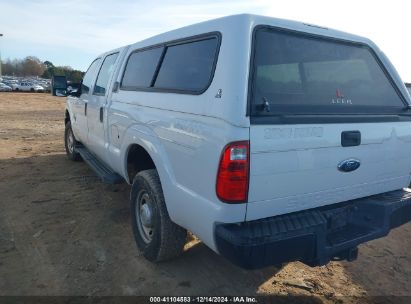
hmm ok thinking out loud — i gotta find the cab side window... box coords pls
[93,53,119,96]
[82,58,102,94]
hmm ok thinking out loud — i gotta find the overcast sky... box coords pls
[0,0,410,81]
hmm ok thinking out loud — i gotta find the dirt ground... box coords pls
[0,93,410,301]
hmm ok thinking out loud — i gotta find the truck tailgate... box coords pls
[246,123,411,221]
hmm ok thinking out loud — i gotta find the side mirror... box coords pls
[68,80,82,97]
[68,89,81,97]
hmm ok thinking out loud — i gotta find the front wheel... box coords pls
[64,121,81,161]
[130,169,187,262]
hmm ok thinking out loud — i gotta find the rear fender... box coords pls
[120,124,178,219]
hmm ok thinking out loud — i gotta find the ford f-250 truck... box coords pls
[64,14,411,269]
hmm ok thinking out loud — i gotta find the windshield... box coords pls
[250,27,405,116]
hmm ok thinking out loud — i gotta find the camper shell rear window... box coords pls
[249,26,406,121]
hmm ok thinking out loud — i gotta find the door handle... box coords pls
[341,130,361,147]
[99,107,103,122]
[84,103,88,116]
[112,81,120,92]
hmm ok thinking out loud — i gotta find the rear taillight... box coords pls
[216,141,249,203]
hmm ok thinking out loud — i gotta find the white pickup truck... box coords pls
[65,14,411,269]
[14,82,44,92]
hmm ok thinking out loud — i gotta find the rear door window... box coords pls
[250,28,405,116]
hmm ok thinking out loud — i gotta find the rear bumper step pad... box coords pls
[215,189,411,269]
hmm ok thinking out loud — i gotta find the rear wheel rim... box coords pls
[136,190,154,244]
[67,128,74,154]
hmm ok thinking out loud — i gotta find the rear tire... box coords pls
[130,169,187,262]
[64,121,81,161]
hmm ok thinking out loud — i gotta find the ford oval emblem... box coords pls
[338,159,360,172]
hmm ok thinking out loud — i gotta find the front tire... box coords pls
[130,169,187,262]
[64,121,81,161]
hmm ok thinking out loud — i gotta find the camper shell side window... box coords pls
[120,32,221,95]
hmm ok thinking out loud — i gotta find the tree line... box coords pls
[1,56,84,82]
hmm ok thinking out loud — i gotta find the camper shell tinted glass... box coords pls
[249,26,406,120]
[121,47,163,89]
[120,32,221,94]
[154,38,219,91]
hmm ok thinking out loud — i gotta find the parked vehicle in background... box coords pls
[0,83,12,92]
[14,82,44,92]
[0,76,52,92]
[5,80,18,88]
[43,83,51,93]
[64,14,411,269]
[52,75,67,96]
